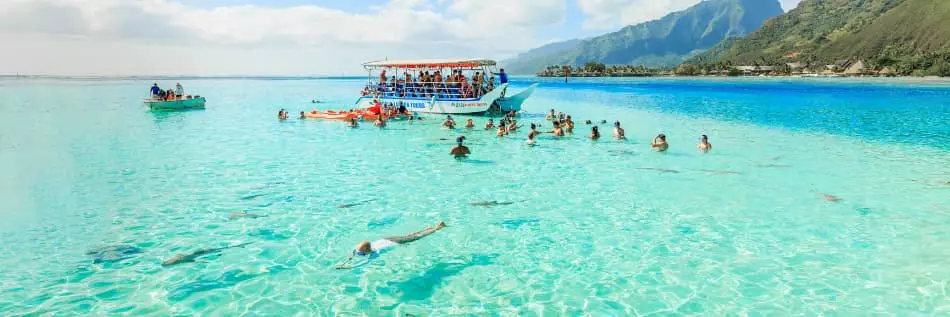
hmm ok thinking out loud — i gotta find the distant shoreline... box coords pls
[4,74,948,83]
[0,75,365,80]
[535,74,947,79]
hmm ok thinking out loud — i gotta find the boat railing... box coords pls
[361,81,496,101]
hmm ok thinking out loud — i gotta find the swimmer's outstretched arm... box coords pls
[334,255,370,270]
[334,254,355,269]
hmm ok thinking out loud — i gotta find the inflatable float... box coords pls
[303,102,402,120]
[303,110,361,120]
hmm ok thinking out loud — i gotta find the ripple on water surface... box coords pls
[1,78,949,315]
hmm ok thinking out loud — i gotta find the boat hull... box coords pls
[145,97,206,110]
[355,84,508,114]
[495,83,538,112]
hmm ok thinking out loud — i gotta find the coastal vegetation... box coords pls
[504,0,783,74]
[529,0,950,78]
[683,0,950,76]
[536,62,661,77]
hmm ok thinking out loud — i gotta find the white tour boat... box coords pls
[355,58,537,114]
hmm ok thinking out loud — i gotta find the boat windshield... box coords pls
[361,59,499,101]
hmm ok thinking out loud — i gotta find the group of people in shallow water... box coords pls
[276,106,720,268]
[282,104,713,159]
[441,108,712,158]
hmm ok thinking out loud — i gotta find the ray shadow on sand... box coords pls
[376,254,499,303]
[168,265,289,301]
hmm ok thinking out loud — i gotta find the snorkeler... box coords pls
[335,221,447,269]
[589,126,601,140]
[374,114,386,127]
[613,121,626,140]
[465,118,475,128]
[450,136,471,158]
[697,135,712,153]
[299,111,306,119]
[652,134,669,152]
[485,118,495,129]
[347,118,358,128]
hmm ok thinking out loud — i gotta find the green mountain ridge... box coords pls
[688,0,950,75]
[502,0,784,74]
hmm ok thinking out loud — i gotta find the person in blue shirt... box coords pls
[150,83,161,97]
[335,221,447,269]
[493,68,508,84]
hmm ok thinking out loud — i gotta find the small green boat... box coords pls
[144,96,206,110]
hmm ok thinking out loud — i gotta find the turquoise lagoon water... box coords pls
[1,77,949,316]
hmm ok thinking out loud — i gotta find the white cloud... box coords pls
[449,0,566,29]
[577,0,803,30]
[577,0,704,29]
[780,0,803,11]
[0,0,566,75]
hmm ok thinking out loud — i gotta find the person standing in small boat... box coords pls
[175,82,184,98]
[150,83,161,99]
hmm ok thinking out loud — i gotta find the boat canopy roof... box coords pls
[363,58,496,69]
